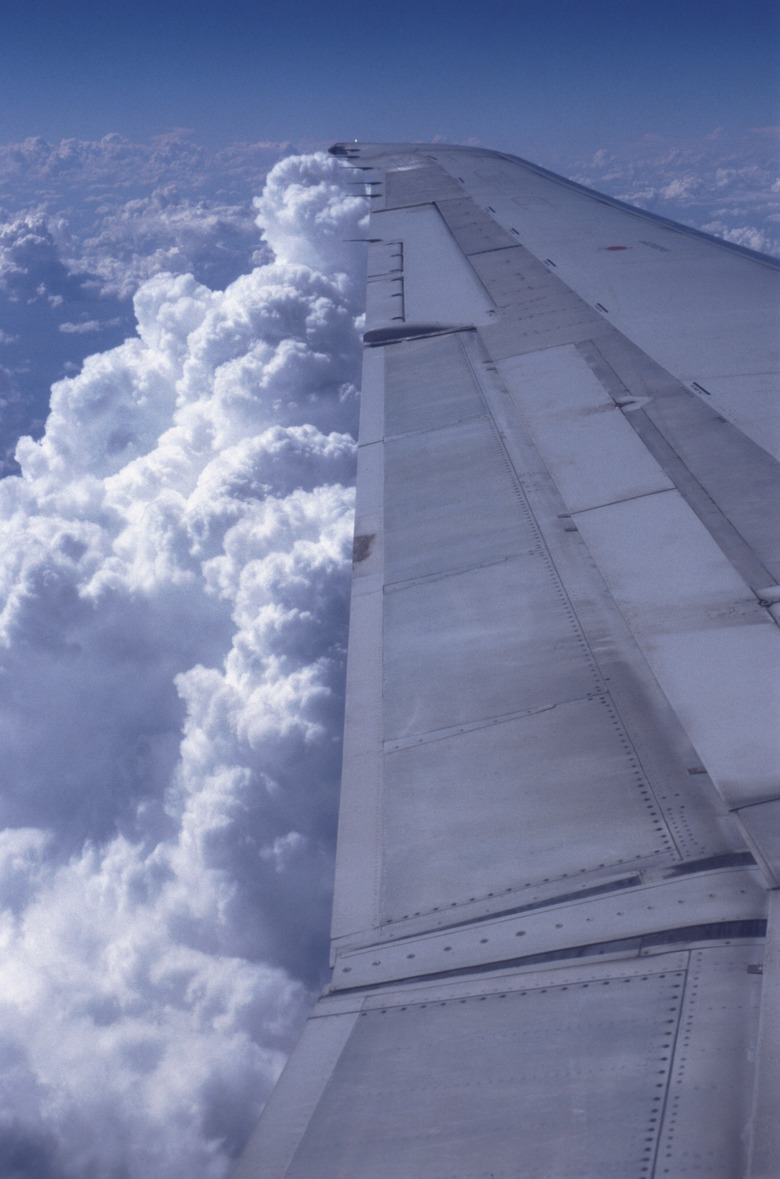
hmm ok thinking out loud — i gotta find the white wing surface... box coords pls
[233,143,780,1178]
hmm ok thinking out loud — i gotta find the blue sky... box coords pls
[2,0,778,156]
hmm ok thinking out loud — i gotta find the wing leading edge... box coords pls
[233,144,780,1178]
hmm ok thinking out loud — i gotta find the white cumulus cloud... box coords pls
[0,152,367,1177]
[77,188,271,300]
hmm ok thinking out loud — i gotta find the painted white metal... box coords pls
[371,205,495,329]
[331,867,765,989]
[288,971,691,1178]
[738,800,780,886]
[431,148,780,460]
[748,891,780,1178]
[495,344,674,512]
[231,1012,360,1179]
[323,948,695,1010]
[329,353,385,941]
[239,945,762,1179]
[232,143,779,1178]
[573,490,780,805]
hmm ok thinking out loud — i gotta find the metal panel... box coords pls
[572,490,780,806]
[384,332,485,437]
[496,344,674,513]
[748,892,780,1178]
[357,346,385,446]
[380,697,678,922]
[695,371,780,461]
[287,970,687,1178]
[366,238,402,279]
[231,1011,360,1179]
[339,947,694,1004]
[334,868,765,988]
[471,248,608,358]
[431,146,780,458]
[279,944,761,1179]
[384,162,463,208]
[331,584,384,940]
[737,800,780,885]
[384,414,526,581]
[383,553,598,739]
[657,944,762,1177]
[329,349,386,942]
[365,239,404,325]
[434,195,518,255]
[586,330,780,582]
[372,206,495,329]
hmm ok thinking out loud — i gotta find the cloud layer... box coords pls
[567,127,780,256]
[0,153,366,1177]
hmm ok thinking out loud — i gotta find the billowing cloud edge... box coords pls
[0,152,367,1178]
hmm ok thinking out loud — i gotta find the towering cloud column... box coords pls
[0,154,366,1178]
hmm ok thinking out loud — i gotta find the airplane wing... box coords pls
[232,142,780,1178]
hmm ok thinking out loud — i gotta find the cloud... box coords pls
[658,175,701,199]
[0,208,136,477]
[0,132,290,195]
[567,129,780,257]
[58,319,122,334]
[0,134,298,476]
[2,126,773,485]
[0,153,367,1177]
[701,221,777,254]
[76,189,271,300]
[253,151,371,276]
[0,133,295,304]
[0,213,84,303]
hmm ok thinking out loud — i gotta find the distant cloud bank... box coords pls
[568,127,780,257]
[0,152,366,1178]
